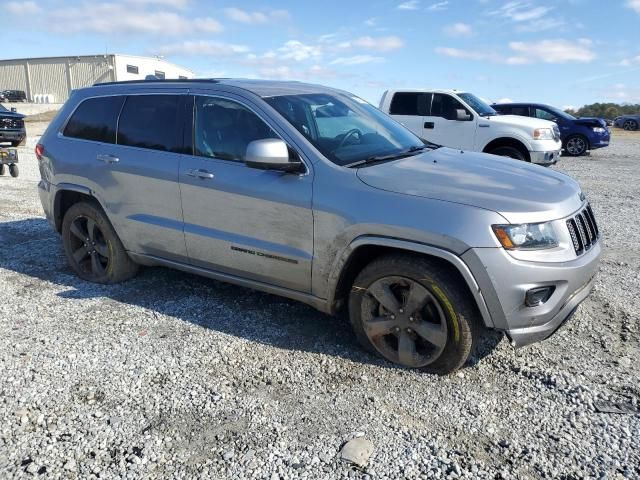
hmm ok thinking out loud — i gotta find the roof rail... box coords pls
[93,78,222,87]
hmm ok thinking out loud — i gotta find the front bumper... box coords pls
[530,148,561,165]
[462,240,601,348]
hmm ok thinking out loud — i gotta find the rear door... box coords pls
[178,92,314,292]
[387,92,430,139]
[423,93,476,150]
[96,91,189,261]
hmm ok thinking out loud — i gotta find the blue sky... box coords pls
[5,0,640,108]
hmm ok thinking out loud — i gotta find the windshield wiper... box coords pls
[345,145,431,168]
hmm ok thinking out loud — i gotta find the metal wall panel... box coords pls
[29,60,68,103]
[0,61,29,93]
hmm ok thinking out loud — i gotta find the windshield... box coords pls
[458,92,497,117]
[0,105,7,112]
[547,105,576,120]
[264,93,426,166]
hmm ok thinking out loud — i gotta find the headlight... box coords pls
[492,222,558,250]
[532,128,554,140]
[592,127,606,133]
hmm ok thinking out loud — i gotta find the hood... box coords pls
[356,147,583,224]
[489,114,555,130]
[0,110,25,119]
[575,117,606,128]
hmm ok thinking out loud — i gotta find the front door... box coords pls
[423,93,477,150]
[179,93,314,292]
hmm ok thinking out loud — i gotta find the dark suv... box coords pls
[493,103,610,157]
[0,104,26,146]
[1,89,27,102]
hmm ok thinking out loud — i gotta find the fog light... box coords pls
[525,286,555,307]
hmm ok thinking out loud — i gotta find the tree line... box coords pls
[565,103,640,119]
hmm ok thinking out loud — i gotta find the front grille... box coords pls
[0,117,23,130]
[566,204,600,255]
[552,125,561,141]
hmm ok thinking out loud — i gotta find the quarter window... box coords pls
[117,95,182,152]
[431,94,470,121]
[194,96,278,162]
[63,96,125,143]
[389,92,430,116]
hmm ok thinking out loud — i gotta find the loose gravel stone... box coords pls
[0,124,639,479]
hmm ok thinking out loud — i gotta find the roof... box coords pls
[383,88,465,94]
[92,78,344,98]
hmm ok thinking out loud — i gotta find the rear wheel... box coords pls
[623,120,638,131]
[349,254,480,374]
[0,164,5,175]
[489,145,527,161]
[564,135,588,156]
[62,201,138,284]
[9,164,18,177]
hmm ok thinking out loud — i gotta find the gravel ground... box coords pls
[1,124,639,479]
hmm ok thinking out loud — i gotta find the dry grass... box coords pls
[24,110,59,123]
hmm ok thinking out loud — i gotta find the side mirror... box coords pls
[11,107,17,113]
[456,109,472,121]
[245,139,303,173]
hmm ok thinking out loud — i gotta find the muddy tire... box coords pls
[348,254,481,375]
[62,201,138,284]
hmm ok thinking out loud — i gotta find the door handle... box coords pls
[424,122,434,129]
[186,168,214,179]
[96,154,120,164]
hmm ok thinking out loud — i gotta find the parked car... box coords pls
[613,114,640,131]
[379,89,562,165]
[0,104,26,147]
[36,79,601,374]
[492,103,610,157]
[1,89,27,102]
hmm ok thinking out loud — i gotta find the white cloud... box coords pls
[427,1,449,11]
[49,3,223,35]
[627,0,640,13]
[126,0,189,8]
[350,36,404,52]
[509,39,595,63]
[330,55,384,66]
[277,40,323,62]
[256,65,337,81]
[497,98,514,103]
[398,0,420,10]
[620,55,640,66]
[444,23,473,37]
[157,41,250,56]
[436,38,596,64]
[491,1,552,21]
[6,1,40,14]
[364,17,377,27]
[224,7,290,24]
[562,105,577,111]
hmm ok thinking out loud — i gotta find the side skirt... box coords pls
[127,252,331,314]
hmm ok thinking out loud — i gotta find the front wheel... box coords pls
[62,201,138,284]
[564,135,588,156]
[9,164,18,177]
[489,145,527,162]
[0,164,5,175]
[349,254,480,374]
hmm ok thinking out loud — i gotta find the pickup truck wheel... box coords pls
[488,145,527,161]
[9,164,18,177]
[11,140,21,147]
[0,164,5,175]
[623,120,638,131]
[349,254,478,375]
[62,202,138,284]
[564,135,588,156]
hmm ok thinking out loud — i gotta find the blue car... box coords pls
[492,103,610,157]
[613,114,640,131]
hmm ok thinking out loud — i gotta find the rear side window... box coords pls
[511,106,530,116]
[117,95,182,152]
[389,92,430,116]
[63,96,125,143]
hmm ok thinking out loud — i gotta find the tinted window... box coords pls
[63,96,125,143]
[194,96,278,162]
[118,95,182,152]
[389,92,430,116]
[126,64,139,74]
[155,70,165,79]
[431,94,470,120]
[511,106,530,116]
[535,108,556,121]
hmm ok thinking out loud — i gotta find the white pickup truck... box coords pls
[380,89,562,165]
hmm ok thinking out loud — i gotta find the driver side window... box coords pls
[535,108,556,122]
[431,94,469,121]
[194,96,278,162]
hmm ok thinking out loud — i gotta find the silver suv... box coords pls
[36,79,601,374]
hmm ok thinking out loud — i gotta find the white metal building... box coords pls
[0,54,194,103]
